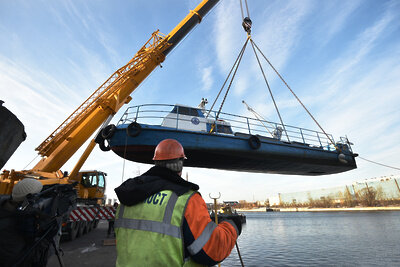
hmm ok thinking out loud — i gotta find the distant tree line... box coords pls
[277,186,400,208]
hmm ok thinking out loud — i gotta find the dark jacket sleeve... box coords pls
[183,193,238,265]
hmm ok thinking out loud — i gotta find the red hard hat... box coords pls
[153,139,187,161]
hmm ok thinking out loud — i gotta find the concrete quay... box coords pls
[47,220,116,267]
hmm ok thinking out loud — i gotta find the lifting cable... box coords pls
[206,0,251,125]
[240,0,338,149]
[215,37,249,120]
[206,37,250,120]
[213,0,337,149]
[358,156,400,171]
[240,0,251,24]
[121,131,129,183]
[242,0,290,141]
[250,40,338,149]
[23,154,40,170]
[249,39,291,142]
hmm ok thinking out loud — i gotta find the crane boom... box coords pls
[32,0,219,173]
[0,1,219,242]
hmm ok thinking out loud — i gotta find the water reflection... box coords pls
[223,211,400,266]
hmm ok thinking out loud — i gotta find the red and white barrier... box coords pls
[69,206,116,222]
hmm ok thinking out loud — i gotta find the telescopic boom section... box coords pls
[32,0,219,173]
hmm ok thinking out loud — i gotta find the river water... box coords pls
[222,211,400,266]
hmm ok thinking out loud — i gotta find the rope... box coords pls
[249,39,290,142]
[358,156,400,171]
[240,0,250,20]
[250,40,337,149]
[206,37,250,119]
[215,37,249,120]
[207,1,252,123]
[121,132,129,183]
[23,154,40,170]
[240,0,245,21]
[244,0,250,18]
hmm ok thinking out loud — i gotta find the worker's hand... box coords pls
[219,217,242,236]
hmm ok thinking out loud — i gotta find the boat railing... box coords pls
[117,104,342,152]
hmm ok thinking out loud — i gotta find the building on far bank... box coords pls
[268,195,281,206]
[267,175,400,206]
[223,201,239,207]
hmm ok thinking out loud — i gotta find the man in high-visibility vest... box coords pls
[114,139,242,266]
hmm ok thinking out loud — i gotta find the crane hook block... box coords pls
[242,17,252,34]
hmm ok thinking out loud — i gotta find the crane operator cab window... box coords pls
[97,173,106,189]
[81,173,97,188]
[81,172,106,189]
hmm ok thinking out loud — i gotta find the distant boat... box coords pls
[101,102,357,176]
[266,207,280,212]
[210,206,246,224]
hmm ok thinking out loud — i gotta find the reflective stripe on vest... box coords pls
[115,192,181,238]
[115,190,212,267]
[187,221,217,255]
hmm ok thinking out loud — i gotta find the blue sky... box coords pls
[1,0,400,203]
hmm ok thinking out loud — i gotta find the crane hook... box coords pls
[242,17,252,34]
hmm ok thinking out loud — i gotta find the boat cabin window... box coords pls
[171,106,204,117]
[206,123,233,134]
[217,125,233,134]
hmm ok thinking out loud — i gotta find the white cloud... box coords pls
[253,0,312,72]
[214,1,243,73]
[201,66,214,91]
[322,8,395,89]
[232,75,248,96]
[314,0,362,47]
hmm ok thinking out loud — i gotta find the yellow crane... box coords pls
[0,0,219,239]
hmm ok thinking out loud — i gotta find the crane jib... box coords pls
[163,0,219,56]
[31,0,220,173]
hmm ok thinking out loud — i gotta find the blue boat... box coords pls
[101,102,357,176]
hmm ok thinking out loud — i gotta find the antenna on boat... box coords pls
[242,100,275,137]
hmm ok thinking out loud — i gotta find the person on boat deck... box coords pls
[114,139,242,266]
[273,126,283,140]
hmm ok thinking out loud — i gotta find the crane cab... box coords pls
[77,170,106,202]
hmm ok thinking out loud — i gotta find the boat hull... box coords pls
[107,124,357,176]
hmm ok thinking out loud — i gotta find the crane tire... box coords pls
[101,124,116,139]
[77,221,84,237]
[249,135,261,149]
[127,122,142,137]
[69,222,79,241]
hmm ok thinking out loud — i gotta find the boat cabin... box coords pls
[161,104,233,134]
